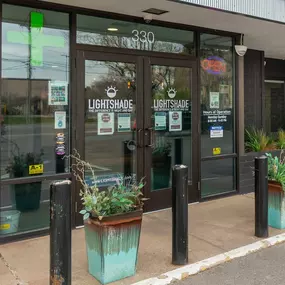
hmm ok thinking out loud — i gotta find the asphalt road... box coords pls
[176,243,285,285]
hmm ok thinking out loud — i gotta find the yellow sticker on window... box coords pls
[213,147,221,155]
[29,164,44,175]
[0,224,10,230]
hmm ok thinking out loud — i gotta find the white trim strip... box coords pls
[131,233,285,285]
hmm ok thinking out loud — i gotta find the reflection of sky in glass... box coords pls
[77,15,194,55]
[2,21,69,81]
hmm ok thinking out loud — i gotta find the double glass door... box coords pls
[75,51,198,220]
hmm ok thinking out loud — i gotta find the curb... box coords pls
[132,233,285,285]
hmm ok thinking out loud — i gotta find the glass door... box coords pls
[143,57,198,212]
[75,51,144,225]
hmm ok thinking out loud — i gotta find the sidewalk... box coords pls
[1,194,284,285]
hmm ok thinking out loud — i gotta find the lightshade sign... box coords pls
[88,86,133,113]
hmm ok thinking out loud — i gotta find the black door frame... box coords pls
[143,56,199,211]
[75,46,199,225]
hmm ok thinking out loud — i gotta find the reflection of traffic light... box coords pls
[128,81,131,89]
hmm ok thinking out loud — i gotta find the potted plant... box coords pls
[6,149,44,212]
[266,151,285,229]
[152,140,171,190]
[69,150,146,284]
[245,127,276,152]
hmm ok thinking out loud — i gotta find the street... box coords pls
[177,243,285,285]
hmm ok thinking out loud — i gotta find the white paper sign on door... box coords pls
[54,111,66,129]
[155,112,166,130]
[118,113,131,132]
[210,92,220,109]
[169,111,182,132]
[98,113,114,135]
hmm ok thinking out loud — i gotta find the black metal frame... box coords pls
[0,0,240,241]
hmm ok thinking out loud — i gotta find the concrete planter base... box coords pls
[268,181,285,229]
[84,210,143,284]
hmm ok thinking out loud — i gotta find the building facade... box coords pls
[0,0,284,242]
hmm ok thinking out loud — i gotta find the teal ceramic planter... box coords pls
[268,181,285,229]
[84,210,142,284]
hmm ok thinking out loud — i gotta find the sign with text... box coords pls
[201,56,227,75]
[48,81,68,106]
[29,164,44,175]
[89,86,133,113]
[203,110,231,123]
[210,126,223,138]
[213,147,221,155]
[169,111,182,132]
[153,88,190,111]
[210,92,220,109]
[98,112,114,135]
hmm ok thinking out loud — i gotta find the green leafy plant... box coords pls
[245,128,275,152]
[67,150,146,220]
[266,151,285,190]
[276,129,285,150]
[152,141,171,156]
[6,149,44,178]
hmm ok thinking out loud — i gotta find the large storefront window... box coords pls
[77,15,195,55]
[200,34,236,197]
[0,4,70,236]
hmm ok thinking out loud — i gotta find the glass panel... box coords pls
[1,5,70,180]
[200,34,234,157]
[265,81,285,134]
[151,65,192,191]
[85,60,136,187]
[201,158,236,198]
[0,179,59,236]
[77,15,195,55]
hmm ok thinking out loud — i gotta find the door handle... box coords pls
[137,129,144,148]
[146,128,154,148]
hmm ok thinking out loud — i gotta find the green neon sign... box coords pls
[7,11,65,66]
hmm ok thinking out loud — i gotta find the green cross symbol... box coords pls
[7,11,65,66]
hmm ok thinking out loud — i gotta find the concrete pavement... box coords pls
[1,194,285,285]
[176,243,285,285]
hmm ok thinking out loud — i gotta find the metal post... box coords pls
[172,164,188,265]
[50,180,72,285]
[255,156,268,238]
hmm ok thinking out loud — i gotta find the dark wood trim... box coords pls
[261,51,266,129]
[234,35,241,194]
[70,11,77,228]
[76,44,198,61]
[1,173,72,185]
[201,190,237,202]
[2,0,240,38]
[201,153,237,161]
[196,32,201,200]
[74,50,85,226]
[0,0,2,209]
[0,228,49,244]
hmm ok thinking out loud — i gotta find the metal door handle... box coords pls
[137,129,143,148]
[146,128,154,148]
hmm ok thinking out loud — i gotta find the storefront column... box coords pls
[238,56,245,154]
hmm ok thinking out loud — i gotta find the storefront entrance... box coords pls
[75,49,198,221]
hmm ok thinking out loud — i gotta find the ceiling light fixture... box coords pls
[142,8,168,15]
[107,27,118,32]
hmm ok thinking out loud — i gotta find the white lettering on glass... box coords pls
[132,30,155,44]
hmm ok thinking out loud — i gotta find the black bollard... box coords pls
[50,180,72,285]
[172,164,188,265]
[255,156,268,238]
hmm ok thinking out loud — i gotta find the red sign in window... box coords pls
[201,56,226,75]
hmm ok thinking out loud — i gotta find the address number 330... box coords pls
[132,30,155,44]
